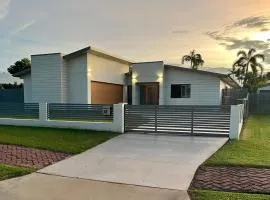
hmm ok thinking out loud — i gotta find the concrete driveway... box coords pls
[40,134,227,190]
[0,134,227,200]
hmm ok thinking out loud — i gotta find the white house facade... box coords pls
[14,46,239,106]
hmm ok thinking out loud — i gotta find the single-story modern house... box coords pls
[14,46,239,105]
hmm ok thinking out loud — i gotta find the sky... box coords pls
[0,0,270,74]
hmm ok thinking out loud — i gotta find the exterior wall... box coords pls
[131,62,164,105]
[91,81,123,104]
[66,54,89,103]
[23,74,32,103]
[219,80,231,105]
[89,53,129,85]
[31,54,65,103]
[164,68,222,105]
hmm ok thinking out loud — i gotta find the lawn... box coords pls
[0,165,34,181]
[205,115,270,168]
[190,190,270,200]
[0,126,119,154]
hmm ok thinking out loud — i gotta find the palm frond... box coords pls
[253,54,265,62]
[248,48,256,58]
[237,50,247,58]
[182,55,191,64]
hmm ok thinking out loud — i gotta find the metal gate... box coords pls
[124,105,231,137]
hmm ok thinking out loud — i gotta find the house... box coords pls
[258,82,270,93]
[14,46,239,105]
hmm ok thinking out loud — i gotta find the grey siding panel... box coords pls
[164,68,222,105]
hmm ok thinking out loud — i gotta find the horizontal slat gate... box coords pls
[124,105,230,137]
[0,103,39,119]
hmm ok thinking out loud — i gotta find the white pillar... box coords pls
[113,103,126,133]
[39,103,48,121]
[229,104,243,140]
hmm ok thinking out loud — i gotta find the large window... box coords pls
[171,84,191,98]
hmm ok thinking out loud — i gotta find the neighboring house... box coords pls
[14,46,239,105]
[258,83,270,93]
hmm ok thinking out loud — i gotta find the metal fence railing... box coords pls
[0,103,39,119]
[124,105,231,136]
[47,104,114,121]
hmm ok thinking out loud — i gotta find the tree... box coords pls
[231,48,266,92]
[7,58,31,76]
[182,50,204,70]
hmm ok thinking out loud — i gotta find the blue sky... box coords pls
[0,0,270,73]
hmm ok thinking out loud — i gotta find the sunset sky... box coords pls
[0,0,270,73]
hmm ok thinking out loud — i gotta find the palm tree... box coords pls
[182,50,204,70]
[233,48,264,79]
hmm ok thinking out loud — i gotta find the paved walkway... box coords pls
[0,173,189,200]
[40,134,227,191]
[191,166,270,194]
[0,144,70,168]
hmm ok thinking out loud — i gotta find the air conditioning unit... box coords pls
[102,106,111,116]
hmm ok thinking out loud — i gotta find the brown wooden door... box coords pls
[140,84,159,105]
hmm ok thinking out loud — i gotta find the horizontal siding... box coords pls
[164,68,221,105]
[31,54,63,103]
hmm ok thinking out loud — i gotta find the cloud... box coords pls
[261,28,270,32]
[9,20,36,36]
[0,0,11,20]
[172,30,189,34]
[227,16,270,30]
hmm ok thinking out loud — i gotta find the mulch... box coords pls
[0,144,71,169]
[191,166,270,194]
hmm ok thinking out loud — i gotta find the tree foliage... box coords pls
[182,50,204,70]
[7,58,31,75]
[0,82,23,90]
[231,48,267,92]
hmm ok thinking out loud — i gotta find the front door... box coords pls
[140,84,159,105]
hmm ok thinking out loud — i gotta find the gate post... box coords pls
[113,103,127,134]
[155,105,158,133]
[191,107,194,135]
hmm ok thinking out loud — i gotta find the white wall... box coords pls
[66,54,89,103]
[164,68,222,105]
[23,74,32,103]
[131,62,164,105]
[31,54,65,103]
[230,104,244,140]
[89,54,129,85]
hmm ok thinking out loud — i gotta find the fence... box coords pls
[0,103,39,119]
[124,105,231,136]
[222,88,248,105]
[48,104,113,121]
[0,103,125,133]
[249,92,270,114]
[0,102,244,139]
[0,88,24,102]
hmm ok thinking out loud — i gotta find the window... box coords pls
[171,84,191,98]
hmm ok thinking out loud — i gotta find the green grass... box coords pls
[0,126,119,154]
[0,165,34,181]
[190,190,270,200]
[205,115,270,168]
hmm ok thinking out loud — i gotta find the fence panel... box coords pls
[222,88,248,105]
[249,93,270,114]
[0,103,39,119]
[48,104,114,121]
[125,105,230,136]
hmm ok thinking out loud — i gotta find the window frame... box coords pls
[171,84,191,99]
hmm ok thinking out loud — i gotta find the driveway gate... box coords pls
[124,105,231,137]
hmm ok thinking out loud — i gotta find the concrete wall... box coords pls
[23,74,32,103]
[131,62,164,105]
[66,54,89,103]
[230,104,244,140]
[164,68,222,105]
[31,54,65,103]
